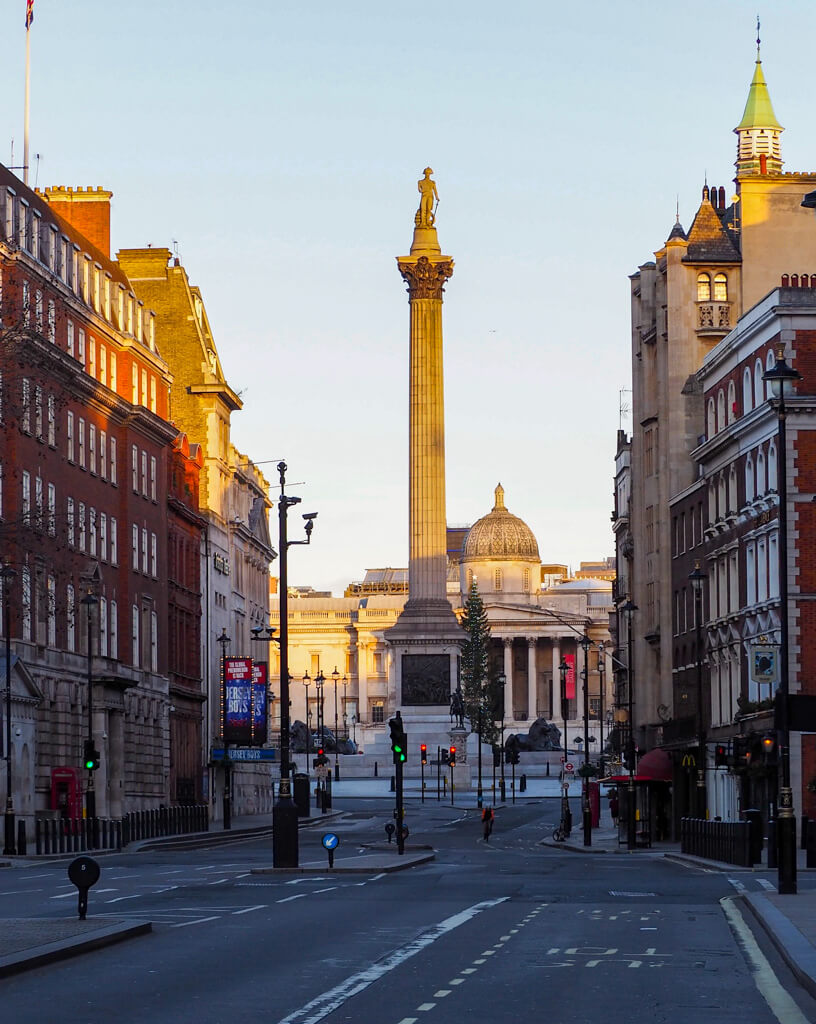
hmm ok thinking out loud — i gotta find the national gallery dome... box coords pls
[462,484,540,562]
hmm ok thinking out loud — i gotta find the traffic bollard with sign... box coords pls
[68,856,100,920]
[322,832,339,869]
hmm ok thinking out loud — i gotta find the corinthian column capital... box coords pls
[398,255,454,300]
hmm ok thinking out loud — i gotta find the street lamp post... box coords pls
[315,670,326,812]
[216,628,232,830]
[688,562,708,820]
[2,564,16,856]
[598,645,606,780]
[763,346,802,895]
[80,589,99,826]
[331,668,341,781]
[579,634,592,847]
[559,658,571,837]
[302,671,311,736]
[495,671,506,803]
[274,460,317,868]
[342,676,349,739]
[622,600,638,851]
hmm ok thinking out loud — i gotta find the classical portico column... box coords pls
[551,639,562,722]
[527,638,537,721]
[503,637,514,721]
[356,640,368,724]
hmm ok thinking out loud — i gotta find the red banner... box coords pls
[564,653,575,700]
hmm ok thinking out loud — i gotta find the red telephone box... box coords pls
[589,781,601,828]
[51,767,82,821]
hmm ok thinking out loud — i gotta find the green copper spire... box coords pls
[735,29,782,131]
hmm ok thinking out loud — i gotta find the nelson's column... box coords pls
[386,169,464,737]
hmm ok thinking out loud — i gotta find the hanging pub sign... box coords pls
[750,644,780,686]
[224,656,253,745]
[251,662,269,746]
[563,653,576,700]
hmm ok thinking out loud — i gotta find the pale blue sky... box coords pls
[2,1,815,594]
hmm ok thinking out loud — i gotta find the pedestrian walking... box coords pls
[609,789,619,828]
[482,805,495,841]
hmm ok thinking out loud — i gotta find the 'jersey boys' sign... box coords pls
[224,657,253,745]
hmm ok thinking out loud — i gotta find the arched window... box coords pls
[713,273,728,301]
[727,380,736,424]
[757,447,766,495]
[728,464,737,514]
[697,273,711,301]
[494,568,502,592]
[768,442,778,492]
[718,473,726,520]
[745,455,755,503]
[717,389,726,432]
[743,367,753,413]
[708,482,717,525]
[707,398,716,438]
[754,358,764,408]
[765,349,776,401]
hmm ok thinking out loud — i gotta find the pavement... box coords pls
[3,803,816,1001]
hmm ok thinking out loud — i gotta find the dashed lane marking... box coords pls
[275,897,508,1024]
[416,1004,436,1012]
[757,878,776,891]
[232,905,266,915]
[433,990,451,998]
[461,968,477,974]
[448,979,464,986]
[277,894,308,903]
[171,916,221,929]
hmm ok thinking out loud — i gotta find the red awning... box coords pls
[603,748,673,785]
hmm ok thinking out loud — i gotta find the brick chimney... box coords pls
[39,186,113,258]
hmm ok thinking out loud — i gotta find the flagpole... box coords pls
[23,23,31,185]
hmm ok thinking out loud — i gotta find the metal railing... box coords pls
[34,804,209,855]
[680,817,752,866]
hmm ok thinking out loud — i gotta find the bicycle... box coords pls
[552,824,567,842]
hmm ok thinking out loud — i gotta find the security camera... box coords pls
[251,626,263,637]
[302,512,318,521]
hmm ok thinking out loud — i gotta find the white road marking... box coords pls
[232,905,266,915]
[416,1004,436,1011]
[461,968,477,974]
[369,873,386,881]
[449,979,464,986]
[237,873,251,879]
[396,1018,418,1024]
[277,894,307,903]
[500,934,511,940]
[0,889,44,896]
[208,878,229,885]
[106,895,140,903]
[721,897,810,1024]
[757,878,776,891]
[50,892,78,900]
[19,873,57,879]
[275,898,509,1024]
[473,959,486,964]
[728,878,747,894]
[433,990,451,998]
[170,916,221,928]
[314,887,337,894]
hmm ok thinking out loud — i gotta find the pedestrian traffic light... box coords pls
[389,714,407,764]
[420,744,427,765]
[506,746,520,766]
[449,746,456,768]
[714,742,728,767]
[83,739,100,771]
[492,745,502,768]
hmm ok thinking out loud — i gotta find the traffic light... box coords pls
[492,745,502,768]
[449,746,456,768]
[389,715,407,764]
[714,742,728,768]
[312,747,329,769]
[420,744,427,765]
[733,735,751,769]
[83,739,100,771]
[506,746,520,766]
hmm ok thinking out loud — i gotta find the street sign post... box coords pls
[322,831,339,868]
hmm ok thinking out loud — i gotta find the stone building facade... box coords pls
[117,249,276,820]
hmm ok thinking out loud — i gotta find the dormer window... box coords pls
[697,273,711,302]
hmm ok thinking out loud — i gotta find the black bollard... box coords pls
[16,819,26,856]
[767,820,777,869]
[390,775,396,792]
[374,761,378,778]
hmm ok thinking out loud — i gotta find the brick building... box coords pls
[0,166,191,826]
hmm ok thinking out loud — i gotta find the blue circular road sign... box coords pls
[322,832,340,851]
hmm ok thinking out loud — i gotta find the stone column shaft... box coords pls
[356,641,368,723]
[527,638,537,721]
[503,638,514,721]
[551,640,562,722]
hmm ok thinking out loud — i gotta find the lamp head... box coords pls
[688,560,707,594]
[762,343,802,400]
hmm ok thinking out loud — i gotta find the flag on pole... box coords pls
[25,0,34,29]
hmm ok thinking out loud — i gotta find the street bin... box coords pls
[519,774,527,793]
[293,773,310,818]
[742,808,762,864]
